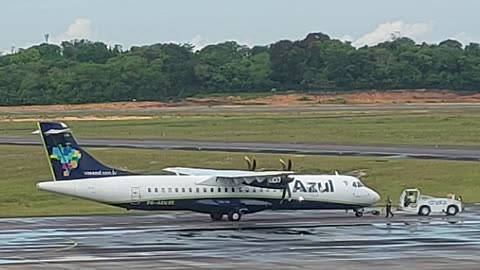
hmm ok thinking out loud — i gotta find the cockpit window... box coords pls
[352,181,364,188]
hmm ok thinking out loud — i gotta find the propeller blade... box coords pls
[347,169,368,179]
[244,156,257,171]
[280,158,293,171]
[280,158,287,170]
[280,176,294,203]
[244,156,252,171]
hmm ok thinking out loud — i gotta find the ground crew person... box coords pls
[385,195,394,218]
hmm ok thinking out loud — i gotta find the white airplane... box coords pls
[35,121,381,221]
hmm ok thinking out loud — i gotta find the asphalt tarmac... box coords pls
[2,136,480,161]
[1,206,480,270]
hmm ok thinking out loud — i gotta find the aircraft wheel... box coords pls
[210,212,223,221]
[355,210,364,218]
[446,205,459,216]
[228,211,241,222]
[418,206,431,216]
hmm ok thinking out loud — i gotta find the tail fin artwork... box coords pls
[37,122,133,181]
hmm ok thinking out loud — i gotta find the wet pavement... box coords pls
[1,206,480,270]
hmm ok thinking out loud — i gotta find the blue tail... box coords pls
[38,121,133,181]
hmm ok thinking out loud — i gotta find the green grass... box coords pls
[1,145,479,217]
[2,108,480,145]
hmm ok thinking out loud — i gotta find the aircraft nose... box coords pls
[370,190,381,203]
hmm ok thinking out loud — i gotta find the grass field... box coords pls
[1,145,479,217]
[2,108,480,146]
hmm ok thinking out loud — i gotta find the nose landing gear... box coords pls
[227,211,242,221]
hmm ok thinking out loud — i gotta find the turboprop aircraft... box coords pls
[35,121,381,221]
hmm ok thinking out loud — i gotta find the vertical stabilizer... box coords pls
[37,122,133,180]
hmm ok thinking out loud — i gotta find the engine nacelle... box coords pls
[244,175,292,190]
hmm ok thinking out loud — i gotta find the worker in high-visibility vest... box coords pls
[385,195,394,218]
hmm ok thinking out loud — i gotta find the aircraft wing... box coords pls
[163,167,294,186]
[163,167,249,176]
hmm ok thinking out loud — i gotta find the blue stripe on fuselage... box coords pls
[112,198,368,214]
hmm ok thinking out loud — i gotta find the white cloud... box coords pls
[451,32,480,46]
[189,35,210,49]
[352,21,433,47]
[51,18,94,44]
[337,34,353,43]
[166,34,254,50]
[1,18,96,54]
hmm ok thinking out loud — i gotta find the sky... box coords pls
[1,0,479,54]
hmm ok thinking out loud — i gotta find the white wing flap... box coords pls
[163,167,293,186]
[163,167,243,176]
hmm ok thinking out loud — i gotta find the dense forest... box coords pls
[1,32,480,105]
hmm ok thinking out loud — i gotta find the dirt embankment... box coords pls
[1,90,480,113]
[241,90,480,105]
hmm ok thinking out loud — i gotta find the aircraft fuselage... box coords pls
[37,174,380,214]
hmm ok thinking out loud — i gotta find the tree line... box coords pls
[1,33,480,105]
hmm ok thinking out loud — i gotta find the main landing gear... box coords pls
[210,210,242,222]
[354,209,364,218]
[210,212,223,221]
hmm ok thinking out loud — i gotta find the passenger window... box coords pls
[238,187,243,193]
[245,187,249,193]
[210,188,214,193]
[147,188,151,193]
[196,187,200,193]
[189,187,193,193]
[218,187,222,192]
[154,188,158,193]
[231,187,235,192]
[182,188,185,193]
[168,188,172,193]
[253,188,256,193]
[175,188,179,193]
[203,188,207,193]
[161,187,165,193]
[225,187,229,193]
[260,188,263,192]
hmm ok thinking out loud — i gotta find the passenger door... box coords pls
[130,187,141,205]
